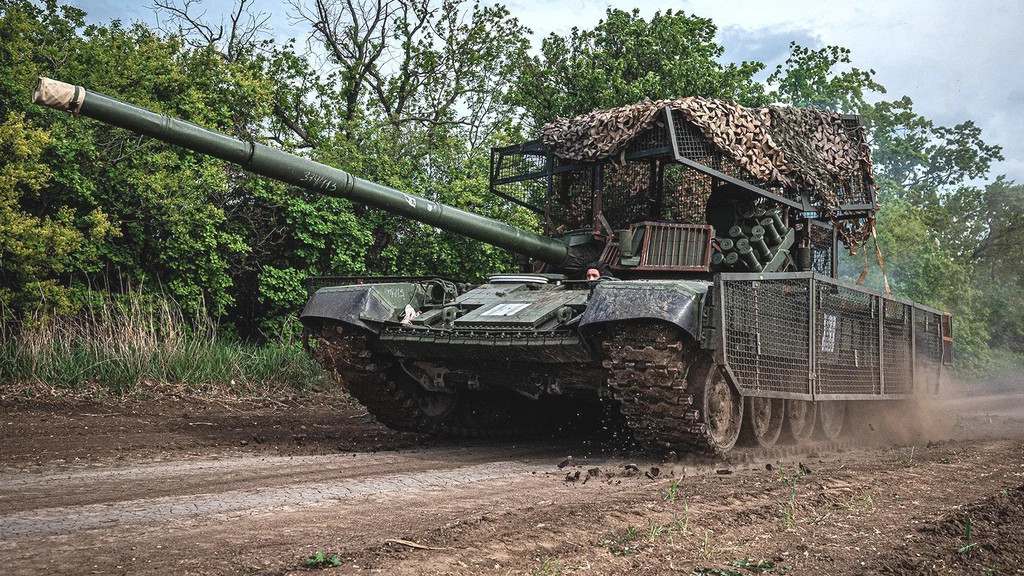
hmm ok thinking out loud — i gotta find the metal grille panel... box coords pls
[602,162,657,229]
[672,114,802,205]
[717,274,946,400]
[722,278,811,396]
[642,223,713,270]
[662,163,713,223]
[490,146,548,215]
[882,301,913,394]
[816,283,879,395]
[625,122,673,158]
[808,220,837,277]
[915,309,943,392]
[550,163,592,229]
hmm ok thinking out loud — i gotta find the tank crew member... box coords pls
[584,261,614,281]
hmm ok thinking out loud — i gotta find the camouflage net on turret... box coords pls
[539,97,875,246]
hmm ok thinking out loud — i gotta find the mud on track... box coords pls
[2,391,1024,575]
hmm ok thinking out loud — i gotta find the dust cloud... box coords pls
[844,370,1024,447]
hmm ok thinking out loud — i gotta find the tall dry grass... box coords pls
[0,293,331,396]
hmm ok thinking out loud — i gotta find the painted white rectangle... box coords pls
[480,303,530,317]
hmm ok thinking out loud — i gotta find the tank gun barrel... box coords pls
[31,77,571,267]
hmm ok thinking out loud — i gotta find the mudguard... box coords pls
[300,284,422,333]
[578,280,709,339]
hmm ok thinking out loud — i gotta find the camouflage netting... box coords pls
[538,97,874,217]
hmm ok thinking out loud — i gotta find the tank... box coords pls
[33,77,953,454]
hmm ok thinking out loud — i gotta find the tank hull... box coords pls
[301,273,950,453]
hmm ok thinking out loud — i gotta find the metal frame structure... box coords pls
[489,108,877,233]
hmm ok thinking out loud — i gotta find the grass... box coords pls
[957,513,978,557]
[529,557,563,576]
[776,466,805,529]
[896,445,917,467]
[0,292,332,397]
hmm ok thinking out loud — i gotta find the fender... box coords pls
[578,280,709,339]
[300,283,422,333]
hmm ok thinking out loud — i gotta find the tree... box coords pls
[862,97,1003,200]
[768,42,884,112]
[511,8,768,130]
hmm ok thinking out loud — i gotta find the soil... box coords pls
[2,386,1024,575]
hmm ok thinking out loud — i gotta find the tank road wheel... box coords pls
[784,400,817,444]
[690,355,743,453]
[740,396,784,448]
[817,401,846,441]
[412,387,458,421]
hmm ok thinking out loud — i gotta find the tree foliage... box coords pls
[2,0,1019,374]
[511,8,768,130]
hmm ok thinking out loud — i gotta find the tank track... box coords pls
[310,322,550,439]
[311,322,443,434]
[602,323,712,453]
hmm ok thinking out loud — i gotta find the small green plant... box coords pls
[701,529,717,561]
[776,466,804,529]
[530,557,562,576]
[676,502,691,536]
[648,522,665,541]
[957,513,978,556]
[732,558,777,573]
[599,524,641,556]
[304,551,342,568]
[692,568,742,576]
[863,488,876,511]
[897,446,916,467]
[659,478,682,502]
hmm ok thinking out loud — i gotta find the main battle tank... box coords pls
[33,77,953,454]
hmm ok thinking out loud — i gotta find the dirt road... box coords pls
[2,391,1023,575]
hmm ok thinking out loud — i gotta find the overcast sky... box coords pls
[68,0,1024,184]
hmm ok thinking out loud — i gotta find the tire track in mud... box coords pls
[0,455,555,539]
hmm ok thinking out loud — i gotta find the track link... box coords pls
[602,323,711,453]
[312,323,443,434]
[311,322,557,439]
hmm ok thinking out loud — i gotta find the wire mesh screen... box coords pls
[715,275,946,400]
[550,162,593,229]
[661,163,713,223]
[915,309,943,391]
[671,112,802,205]
[625,121,673,157]
[882,301,913,394]
[721,278,811,396]
[808,220,837,277]
[601,162,657,229]
[490,147,548,215]
[815,282,880,395]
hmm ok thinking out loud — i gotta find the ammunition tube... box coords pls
[712,252,725,266]
[728,225,746,239]
[737,244,764,272]
[735,238,750,253]
[769,211,789,237]
[750,232,771,258]
[760,218,782,245]
[718,238,734,251]
[725,252,739,267]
